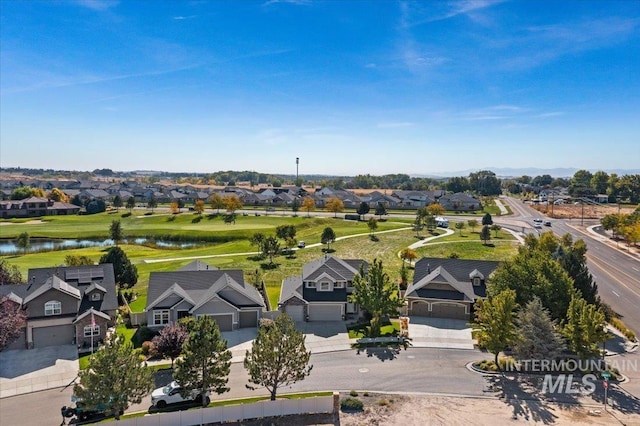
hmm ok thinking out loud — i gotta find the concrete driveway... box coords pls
[294,322,353,353]
[0,345,78,398]
[407,316,475,350]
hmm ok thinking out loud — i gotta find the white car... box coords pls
[151,381,210,408]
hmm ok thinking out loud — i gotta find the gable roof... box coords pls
[73,307,111,324]
[23,275,82,304]
[406,258,500,301]
[145,269,264,312]
[302,256,367,281]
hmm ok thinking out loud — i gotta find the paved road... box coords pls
[0,348,489,426]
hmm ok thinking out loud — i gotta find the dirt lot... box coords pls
[531,203,634,220]
[215,392,640,425]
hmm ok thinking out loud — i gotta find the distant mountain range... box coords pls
[417,167,640,179]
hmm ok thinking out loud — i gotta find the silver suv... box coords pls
[151,381,210,408]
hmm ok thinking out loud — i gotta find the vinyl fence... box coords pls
[116,394,336,426]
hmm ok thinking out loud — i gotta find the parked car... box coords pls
[544,221,552,226]
[533,218,543,223]
[297,241,306,248]
[151,381,210,409]
[62,395,122,422]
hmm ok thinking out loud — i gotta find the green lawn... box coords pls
[1,210,520,313]
[347,320,401,339]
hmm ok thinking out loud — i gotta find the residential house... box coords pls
[0,197,80,218]
[278,256,368,322]
[438,192,481,212]
[0,264,118,351]
[405,257,500,320]
[391,190,436,208]
[144,262,265,331]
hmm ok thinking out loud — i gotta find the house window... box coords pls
[306,281,316,288]
[319,281,331,291]
[45,300,62,316]
[153,310,170,325]
[472,277,481,286]
[91,292,101,301]
[84,325,100,337]
[334,282,344,289]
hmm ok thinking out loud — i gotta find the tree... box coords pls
[356,202,370,220]
[109,220,124,245]
[147,196,158,213]
[112,195,123,212]
[481,213,493,226]
[275,225,296,241]
[73,332,153,419]
[479,226,491,245]
[563,291,607,360]
[375,204,387,219]
[48,188,68,202]
[261,236,281,265]
[367,218,378,236]
[321,227,336,251]
[291,198,300,216]
[223,195,243,213]
[513,297,566,362]
[490,224,501,238]
[467,219,479,233]
[455,221,465,236]
[10,186,33,200]
[193,199,205,215]
[174,316,232,407]
[170,201,180,214]
[426,203,445,217]
[126,196,136,212]
[65,255,94,266]
[244,314,313,401]
[209,193,224,214]
[325,197,344,218]
[15,232,30,255]
[99,247,138,289]
[399,248,417,270]
[250,232,266,256]
[152,323,188,368]
[0,295,27,351]
[348,259,404,337]
[0,259,24,285]
[223,213,236,224]
[473,289,518,368]
[301,197,315,217]
[413,216,424,238]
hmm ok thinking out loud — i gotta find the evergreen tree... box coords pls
[375,203,387,219]
[73,332,153,419]
[514,297,566,362]
[356,201,370,220]
[99,247,138,289]
[174,316,232,407]
[482,213,493,226]
[321,227,336,251]
[109,220,124,245]
[244,314,312,401]
[479,225,491,245]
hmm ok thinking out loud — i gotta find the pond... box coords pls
[0,238,202,254]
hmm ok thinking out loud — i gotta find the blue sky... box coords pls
[1,0,639,176]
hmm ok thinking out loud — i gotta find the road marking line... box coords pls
[612,291,620,297]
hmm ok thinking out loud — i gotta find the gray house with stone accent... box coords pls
[405,257,500,320]
[0,264,118,351]
[144,262,265,331]
[278,256,368,322]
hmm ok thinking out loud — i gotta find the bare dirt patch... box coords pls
[531,204,634,220]
[208,393,640,425]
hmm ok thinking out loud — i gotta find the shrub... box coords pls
[341,397,364,412]
[141,341,154,356]
[349,390,358,397]
[363,392,369,397]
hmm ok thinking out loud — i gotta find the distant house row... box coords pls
[1,256,498,351]
[0,197,80,218]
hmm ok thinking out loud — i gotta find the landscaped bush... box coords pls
[610,317,637,342]
[349,390,358,397]
[340,397,364,411]
[141,341,154,356]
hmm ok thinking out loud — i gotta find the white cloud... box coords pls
[75,0,119,11]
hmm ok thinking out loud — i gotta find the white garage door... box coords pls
[285,305,305,322]
[308,304,343,321]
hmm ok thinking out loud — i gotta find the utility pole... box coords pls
[296,157,299,186]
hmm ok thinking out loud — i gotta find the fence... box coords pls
[116,394,336,426]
